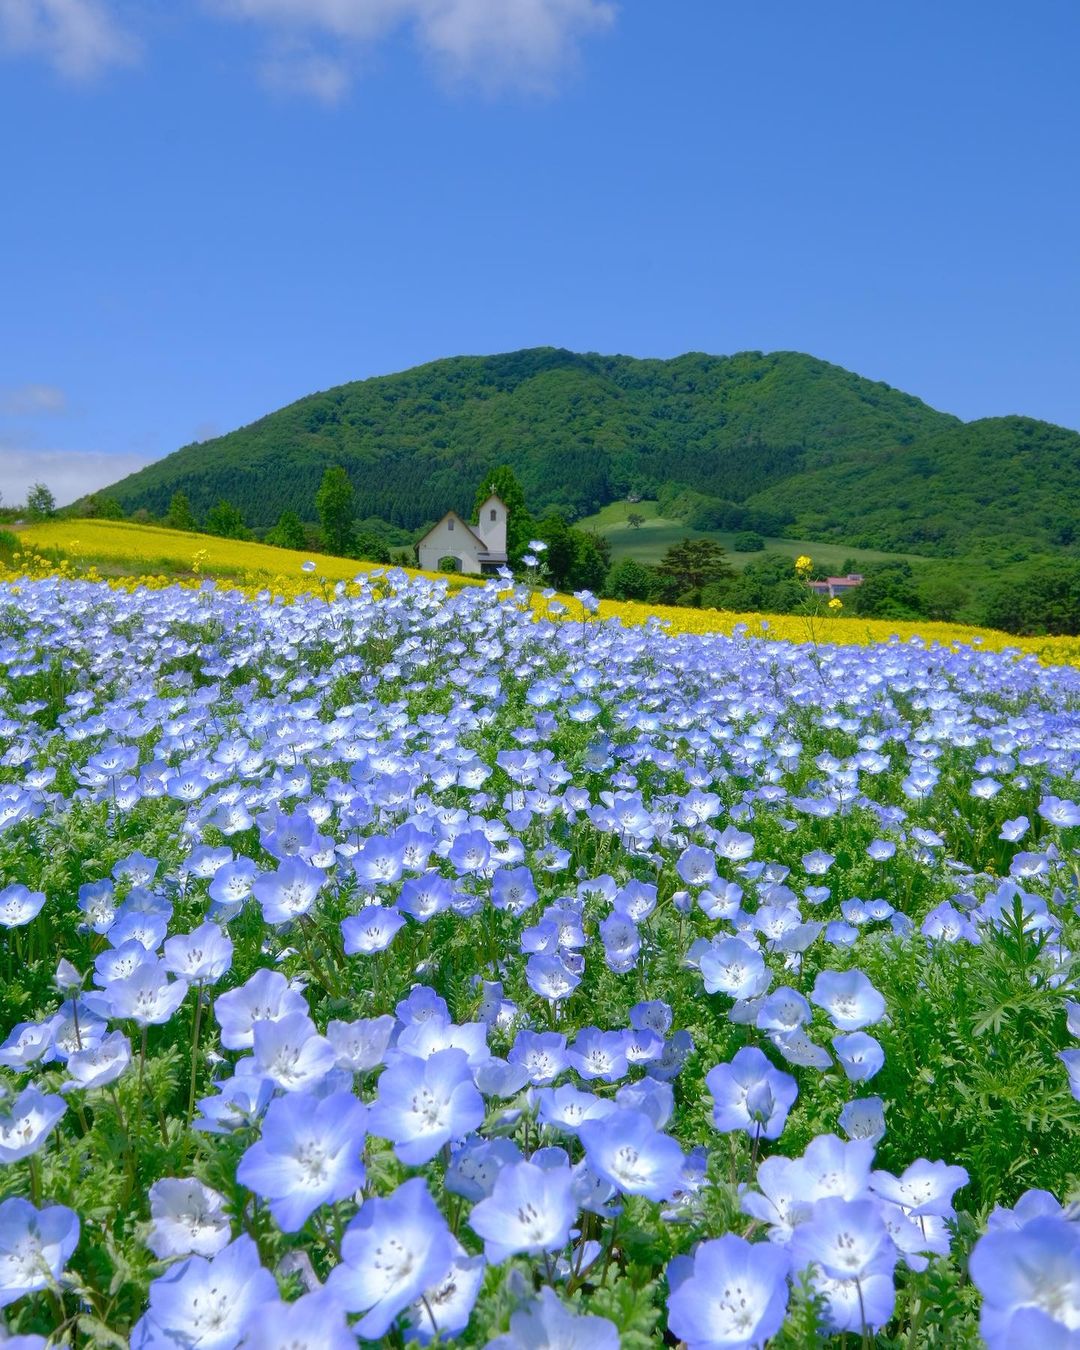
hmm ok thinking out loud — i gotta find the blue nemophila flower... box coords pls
[162,922,233,984]
[970,1216,1080,1346]
[699,937,769,1000]
[131,1234,276,1350]
[369,1047,484,1164]
[195,1074,275,1135]
[0,1086,66,1163]
[253,857,325,925]
[236,1089,367,1232]
[810,969,886,1030]
[397,985,450,1025]
[491,865,539,917]
[870,1158,969,1217]
[486,1285,619,1350]
[240,1291,357,1350]
[508,1030,569,1086]
[598,913,640,971]
[94,938,154,988]
[249,1013,336,1091]
[77,879,117,933]
[0,1021,54,1069]
[1039,795,1080,827]
[445,1136,522,1201]
[666,1233,791,1350]
[787,1133,875,1203]
[630,1000,673,1035]
[578,1108,685,1202]
[716,825,756,861]
[756,986,812,1034]
[0,884,46,928]
[326,1177,457,1339]
[105,907,168,952]
[147,1178,231,1259]
[213,967,309,1050]
[393,1014,489,1065]
[567,1027,629,1083]
[0,1197,80,1308]
[469,1158,578,1262]
[985,1188,1069,1231]
[791,1196,895,1281]
[616,1076,674,1128]
[207,857,259,915]
[61,1030,132,1092]
[839,1096,887,1144]
[790,1199,897,1334]
[92,961,189,1027]
[405,1246,486,1343]
[706,1047,798,1140]
[112,850,159,888]
[741,1154,810,1242]
[398,872,453,922]
[999,815,1030,842]
[341,904,406,955]
[536,1083,616,1132]
[832,1032,885,1082]
[677,845,718,888]
[921,901,979,944]
[525,953,581,1003]
[326,1014,395,1073]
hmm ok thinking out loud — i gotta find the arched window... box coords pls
[490,508,497,521]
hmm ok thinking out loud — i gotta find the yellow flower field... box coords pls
[7,518,1080,667]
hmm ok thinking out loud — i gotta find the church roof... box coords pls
[415,496,508,550]
[415,510,487,549]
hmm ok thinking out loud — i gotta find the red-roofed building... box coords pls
[807,573,864,599]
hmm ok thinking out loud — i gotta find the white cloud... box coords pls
[0,0,137,79]
[211,0,617,97]
[0,383,68,414]
[0,447,157,508]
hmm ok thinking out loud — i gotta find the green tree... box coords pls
[265,509,307,550]
[205,499,251,539]
[316,466,357,557]
[845,561,921,619]
[721,553,805,612]
[567,530,611,592]
[656,537,733,603]
[354,529,392,564]
[83,494,125,520]
[26,482,56,520]
[529,513,575,587]
[473,466,534,566]
[733,530,765,552]
[626,512,645,529]
[165,491,196,532]
[982,560,1080,635]
[918,576,970,622]
[603,558,657,601]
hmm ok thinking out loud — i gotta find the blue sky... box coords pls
[1,0,1078,505]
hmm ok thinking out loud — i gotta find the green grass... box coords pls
[578,500,932,571]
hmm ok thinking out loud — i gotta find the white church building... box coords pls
[415,493,509,575]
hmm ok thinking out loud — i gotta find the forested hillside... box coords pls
[97,347,1080,557]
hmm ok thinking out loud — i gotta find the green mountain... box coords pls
[98,348,1080,558]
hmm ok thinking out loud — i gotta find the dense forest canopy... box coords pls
[95,347,1080,559]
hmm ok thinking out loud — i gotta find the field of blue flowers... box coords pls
[2,571,1080,1348]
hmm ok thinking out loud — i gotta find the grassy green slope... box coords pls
[578,501,931,570]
